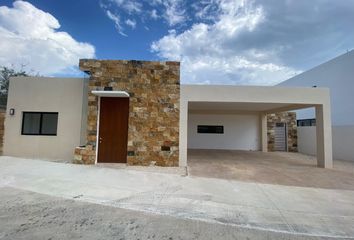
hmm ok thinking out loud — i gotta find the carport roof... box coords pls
[188,101,312,113]
[181,85,330,113]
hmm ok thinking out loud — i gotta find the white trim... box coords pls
[91,90,129,97]
[95,96,100,164]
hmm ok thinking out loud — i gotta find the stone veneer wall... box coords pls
[74,59,180,166]
[267,112,298,152]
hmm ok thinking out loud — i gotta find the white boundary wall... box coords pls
[188,113,260,150]
[298,126,354,161]
[297,127,316,155]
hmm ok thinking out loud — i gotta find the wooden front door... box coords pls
[97,97,129,163]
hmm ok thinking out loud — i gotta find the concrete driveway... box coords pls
[2,187,338,240]
[0,156,354,239]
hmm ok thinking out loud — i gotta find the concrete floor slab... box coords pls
[283,211,354,237]
[261,184,354,216]
[188,149,354,190]
[0,156,354,238]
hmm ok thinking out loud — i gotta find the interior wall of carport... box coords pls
[188,111,261,151]
[187,111,297,153]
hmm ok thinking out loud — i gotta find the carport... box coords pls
[179,85,332,168]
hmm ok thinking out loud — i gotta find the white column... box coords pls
[260,113,268,152]
[316,104,333,168]
[179,100,188,167]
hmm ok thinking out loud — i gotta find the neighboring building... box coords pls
[3,59,333,168]
[278,50,354,161]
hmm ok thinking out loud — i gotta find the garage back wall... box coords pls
[188,113,260,151]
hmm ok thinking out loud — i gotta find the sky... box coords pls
[0,0,353,85]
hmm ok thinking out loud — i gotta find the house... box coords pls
[278,50,354,161]
[3,59,333,168]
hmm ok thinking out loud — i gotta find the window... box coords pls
[197,125,224,134]
[297,118,316,127]
[22,112,58,136]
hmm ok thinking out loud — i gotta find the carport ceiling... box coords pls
[188,102,312,112]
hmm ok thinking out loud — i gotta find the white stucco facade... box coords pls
[278,50,354,161]
[3,77,86,161]
[188,113,260,151]
[3,77,333,168]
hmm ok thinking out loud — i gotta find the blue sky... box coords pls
[0,0,353,85]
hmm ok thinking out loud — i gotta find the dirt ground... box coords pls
[0,187,340,240]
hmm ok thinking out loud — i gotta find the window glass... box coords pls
[22,112,58,135]
[22,113,41,134]
[41,113,58,135]
[297,119,316,127]
[197,125,224,134]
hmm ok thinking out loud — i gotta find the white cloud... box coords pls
[179,55,296,85]
[122,1,142,14]
[101,1,139,35]
[101,0,188,31]
[192,0,220,21]
[110,0,142,14]
[105,10,127,36]
[151,0,294,85]
[152,0,354,85]
[162,0,186,26]
[150,9,159,20]
[125,19,136,29]
[0,1,95,75]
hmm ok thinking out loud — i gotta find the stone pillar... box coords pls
[260,113,268,152]
[316,104,333,168]
[266,112,297,152]
[179,100,188,167]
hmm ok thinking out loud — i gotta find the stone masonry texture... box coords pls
[267,112,298,152]
[74,59,180,166]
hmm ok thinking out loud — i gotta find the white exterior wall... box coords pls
[332,126,354,161]
[188,113,260,150]
[279,50,354,161]
[278,50,354,125]
[297,127,317,155]
[3,77,85,161]
[298,126,354,161]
